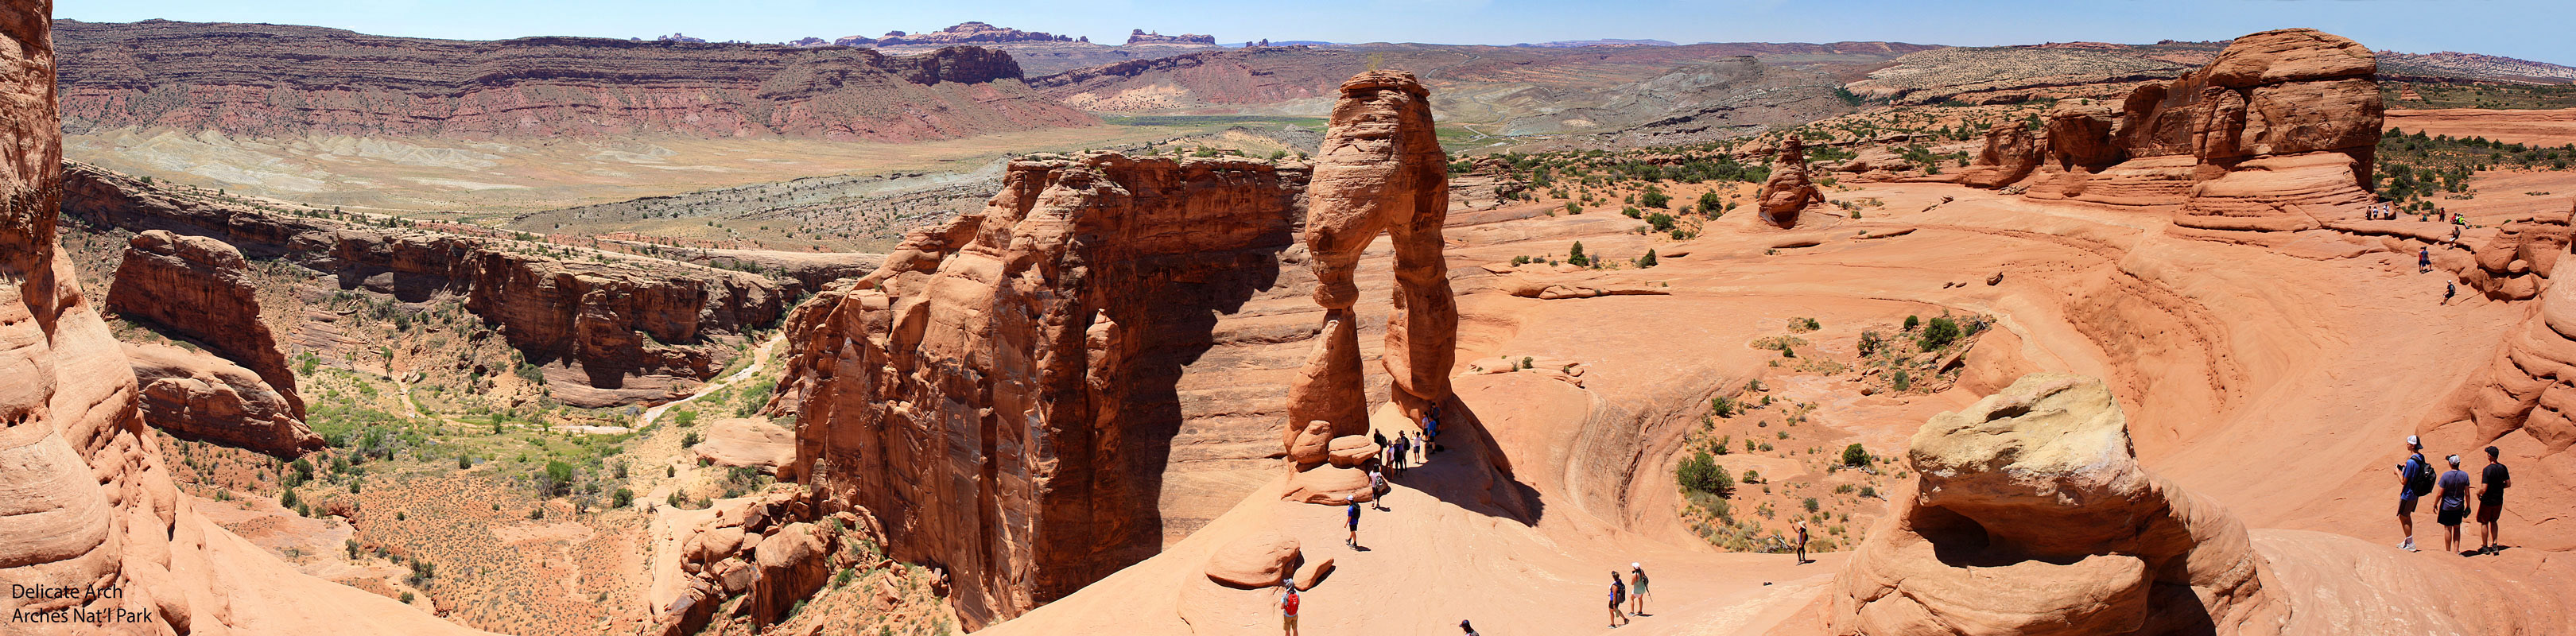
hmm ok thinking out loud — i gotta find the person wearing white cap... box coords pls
[1627,562,1650,617]
[2394,435,2432,551]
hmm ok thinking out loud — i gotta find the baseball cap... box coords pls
[2407,435,2420,446]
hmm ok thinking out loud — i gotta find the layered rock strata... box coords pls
[126,342,322,458]
[1829,373,2287,635]
[0,5,479,632]
[1758,136,1825,227]
[2430,262,2576,456]
[1283,71,1457,502]
[1962,29,2382,231]
[54,19,1092,141]
[107,228,303,417]
[66,163,789,407]
[769,152,1309,627]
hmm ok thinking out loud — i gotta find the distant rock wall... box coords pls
[1127,29,1217,45]
[65,162,790,407]
[770,152,1308,627]
[54,20,1093,142]
[107,229,304,417]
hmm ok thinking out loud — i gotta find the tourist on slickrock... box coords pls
[1277,583,1301,636]
[2479,445,2511,555]
[1607,571,1629,628]
[1458,619,1479,635]
[2420,246,2431,273]
[2437,454,2473,554]
[1345,497,1363,549]
[1795,518,1812,564]
[2396,436,2431,552]
[1627,563,1651,616]
[1391,434,1410,473]
[1369,468,1389,510]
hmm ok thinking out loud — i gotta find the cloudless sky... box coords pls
[55,0,2576,66]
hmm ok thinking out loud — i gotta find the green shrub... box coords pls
[612,487,634,508]
[1638,250,1658,269]
[1893,370,1911,392]
[1677,451,1733,496]
[1711,396,1735,418]
[681,432,701,448]
[1802,498,1820,513]
[1841,444,1872,467]
[1918,317,1961,349]
[1639,186,1670,208]
[1903,315,1920,331]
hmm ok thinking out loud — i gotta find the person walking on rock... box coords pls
[1627,563,1651,617]
[1345,497,1363,549]
[1607,571,1629,628]
[2396,436,2431,552]
[1277,584,1301,636]
[1795,518,1811,564]
[2479,445,2511,555]
[1369,468,1389,511]
[2438,454,2473,555]
[1458,619,1478,635]
[2420,246,2432,273]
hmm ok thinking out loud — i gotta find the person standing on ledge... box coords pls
[1277,582,1301,636]
[2437,454,2473,555]
[2478,445,2511,555]
[2396,436,2431,552]
[1795,518,1812,564]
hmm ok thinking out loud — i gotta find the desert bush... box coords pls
[1711,396,1735,418]
[1841,444,1872,467]
[1918,316,1961,349]
[1903,315,1920,331]
[1677,451,1732,496]
[1802,498,1821,513]
[612,488,634,508]
[1893,370,1912,392]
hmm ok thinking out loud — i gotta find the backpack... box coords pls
[2405,456,2435,497]
[1282,591,1299,615]
[1611,582,1626,604]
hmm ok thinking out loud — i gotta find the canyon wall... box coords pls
[106,228,303,416]
[1961,29,2383,231]
[53,19,1094,142]
[769,152,1309,627]
[65,163,792,407]
[0,3,480,631]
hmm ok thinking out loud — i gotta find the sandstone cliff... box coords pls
[1829,373,2287,635]
[66,162,793,407]
[107,228,303,417]
[125,341,322,458]
[0,4,482,632]
[1961,29,2383,232]
[770,152,1309,627]
[54,19,1094,142]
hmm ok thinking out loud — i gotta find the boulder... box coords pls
[1827,373,2285,635]
[749,523,831,626]
[692,417,795,471]
[1287,420,1336,466]
[1758,137,1825,227]
[1205,531,1302,589]
[1283,465,1376,504]
[1325,435,1379,467]
[125,342,322,458]
[1294,557,1336,591]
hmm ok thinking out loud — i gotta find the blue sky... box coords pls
[56,0,2576,66]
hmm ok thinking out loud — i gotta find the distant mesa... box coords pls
[1511,38,1678,48]
[833,21,1077,47]
[654,32,705,43]
[1128,29,1217,45]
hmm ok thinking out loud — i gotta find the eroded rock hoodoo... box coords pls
[1284,70,1457,502]
[1759,136,1827,228]
[1963,29,2382,232]
[1829,373,2287,635]
[768,151,1308,627]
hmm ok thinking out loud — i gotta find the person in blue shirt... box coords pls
[1344,497,1362,549]
[2395,436,2429,552]
[2437,454,2474,555]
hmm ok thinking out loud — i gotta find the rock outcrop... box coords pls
[1282,70,1456,501]
[126,342,322,458]
[1127,29,1217,45]
[54,20,1092,142]
[0,6,480,633]
[838,21,1076,48]
[646,487,854,636]
[770,152,1308,627]
[1963,29,2382,231]
[65,163,790,407]
[107,228,303,417]
[1829,373,2286,635]
[1758,137,1825,227]
[2430,265,2576,456]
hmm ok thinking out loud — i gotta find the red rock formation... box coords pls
[126,342,321,458]
[1301,71,1457,416]
[0,5,479,632]
[1127,29,1218,45]
[1758,137,1825,227]
[646,487,852,636]
[107,228,302,417]
[54,20,1093,142]
[1957,122,2039,188]
[1829,374,2286,635]
[65,163,789,407]
[845,22,1077,48]
[1964,29,2383,231]
[769,152,1308,627]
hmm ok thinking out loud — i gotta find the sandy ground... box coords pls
[976,169,2576,634]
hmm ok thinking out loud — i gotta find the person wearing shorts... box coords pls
[2436,454,2473,555]
[1627,563,1650,617]
[1607,572,1628,628]
[1277,585,1300,635]
[2479,445,2511,554]
[1344,498,1361,549]
[2396,436,2428,551]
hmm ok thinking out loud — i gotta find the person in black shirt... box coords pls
[2435,454,2473,555]
[2479,445,2512,555]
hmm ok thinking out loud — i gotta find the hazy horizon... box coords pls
[55,0,2576,67]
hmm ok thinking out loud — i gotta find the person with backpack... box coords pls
[1277,582,1301,636]
[1368,468,1389,511]
[1391,434,1410,473]
[1458,619,1479,635]
[1628,563,1651,617]
[2479,445,2512,555]
[2438,454,2474,554]
[1607,571,1629,628]
[1795,519,1811,564]
[2396,436,2432,552]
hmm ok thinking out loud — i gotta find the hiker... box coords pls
[2420,246,2432,273]
[1278,583,1301,636]
[1607,571,1629,628]
[1628,563,1651,617]
[2438,454,2473,554]
[1369,468,1389,510]
[2446,281,2458,304]
[2396,436,2431,552]
[1459,619,1479,635]
[1412,431,1428,463]
[1422,413,1441,455]
[1373,429,1387,452]
[1391,433,1410,472]
[2480,445,2511,555]
[1345,497,1362,549]
[1795,518,1811,564]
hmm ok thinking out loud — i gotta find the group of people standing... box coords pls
[2395,435,2511,555]
[1607,564,1650,628]
[1280,405,1449,634]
